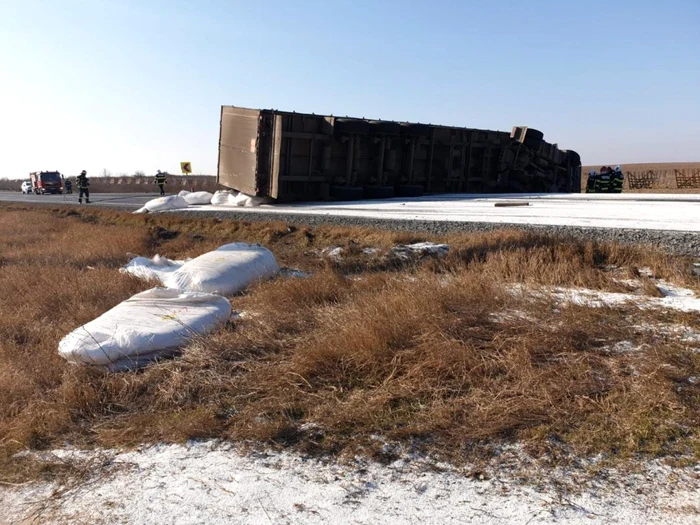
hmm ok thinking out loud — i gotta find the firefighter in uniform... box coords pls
[611,165,624,193]
[154,170,167,196]
[77,170,90,203]
[585,170,598,193]
[595,166,611,193]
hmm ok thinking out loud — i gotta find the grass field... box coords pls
[1,205,699,482]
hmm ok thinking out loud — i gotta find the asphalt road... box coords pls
[0,191,154,209]
[2,190,700,232]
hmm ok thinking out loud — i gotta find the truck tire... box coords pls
[565,149,581,167]
[364,185,395,199]
[335,118,370,135]
[331,185,365,201]
[368,120,401,135]
[522,128,544,149]
[396,184,424,197]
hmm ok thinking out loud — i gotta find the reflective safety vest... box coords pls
[76,175,89,189]
[611,173,624,193]
[594,173,611,193]
[155,174,167,184]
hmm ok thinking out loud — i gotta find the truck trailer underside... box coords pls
[217,106,581,201]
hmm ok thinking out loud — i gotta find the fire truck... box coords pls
[29,171,64,194]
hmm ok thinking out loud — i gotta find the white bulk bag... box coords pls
[133,195,189,214]
[178,190,191,197]
[58,288,231,371]
[210,190,235,206]
[230,192,265,207]
[182,191,214,205]
[120,254,188,283]
[164,242,280,295]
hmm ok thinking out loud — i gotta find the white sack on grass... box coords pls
[133,195,189,214]
[211,190,235,206]
[164,243,280,295]
[58,288,231,371]
[230,192,265,207]
[182,191,214,205]
[120,254,189,283]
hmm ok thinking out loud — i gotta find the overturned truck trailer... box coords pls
[217,106,581,201]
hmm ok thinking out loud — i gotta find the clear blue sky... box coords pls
[1,0,698,178]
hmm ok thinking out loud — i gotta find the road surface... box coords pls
[0,191,155,208]
[2,191,700,232]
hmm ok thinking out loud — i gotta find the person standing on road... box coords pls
[154,170,167,196]
[77,170,90,204]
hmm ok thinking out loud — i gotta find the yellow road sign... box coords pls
[180,162,192,175]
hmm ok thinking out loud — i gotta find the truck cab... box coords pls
[30,171,64,194]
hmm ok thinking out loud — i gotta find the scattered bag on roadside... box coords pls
[133,195,189,214]
[230,192,266,207]
[58,288,232,371]
[164,242,280,295]
[181,191,214,205]
[121,243,280,295]
[211,190,235,206]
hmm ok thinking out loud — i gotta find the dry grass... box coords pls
[1,205,699,481]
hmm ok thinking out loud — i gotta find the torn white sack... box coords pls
[58,288,231,371]
[119,254,189,283]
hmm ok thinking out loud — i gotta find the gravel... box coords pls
[172,209,700,256]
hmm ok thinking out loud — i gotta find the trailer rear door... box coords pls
[218,106,262,196]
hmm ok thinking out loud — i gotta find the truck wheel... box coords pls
[335,118,370,135]
[364,185,395,199]
[565,149,581,167]
[522,128,544,149]
[396,184,424,197]
[330,185,365,201]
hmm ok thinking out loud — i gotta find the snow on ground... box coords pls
[2,441,699,525]
[195,193,700,232]
[520,282,700,314]
[392,242,450,259]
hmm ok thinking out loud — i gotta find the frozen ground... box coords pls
[2,441,699,525]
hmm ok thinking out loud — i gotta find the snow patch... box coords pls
[542,286,700,313]
[392,242,450,259]
[2,442,699,525]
